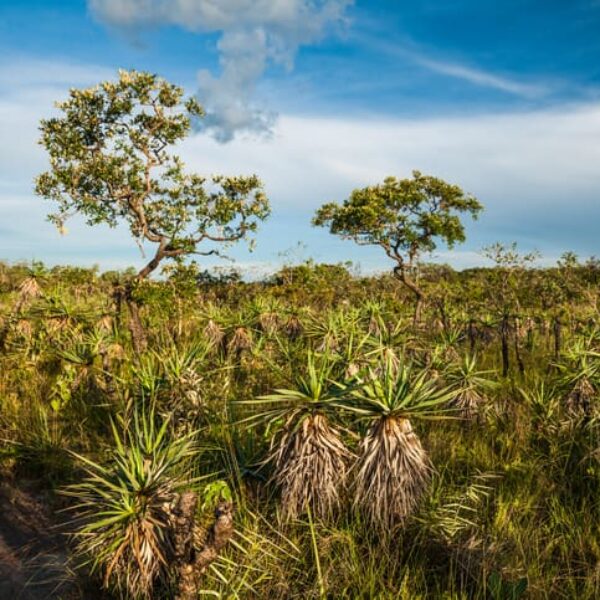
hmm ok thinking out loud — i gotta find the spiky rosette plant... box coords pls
[0,261,47,350]
[365,318,412,373]
[200,303,229,353]
[241,351,352,521]
[445,354,496,420]
[344,356,458,533]
[204,318,225,350]
[227,325,253,357]
[555,339,600,417]
[436,326,464,362]
[519,379,561,435]
[360,299,386,337]
[284,312,304,340]
[63,403,200,599]
[249,297,282,336]
[15,261,46,312]
[156,339,211,408]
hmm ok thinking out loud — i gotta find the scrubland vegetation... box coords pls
[1,256,600,599]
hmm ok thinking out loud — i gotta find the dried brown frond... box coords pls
[443,345,460,362]
[374,347,401,377]
[284,315,303,339]
[180,367,203,407]
[368,315,381,336]
[270,413,353,521]
[345,362,361,380]
[106,342,125,361]
[431,318,444,334]
[203,319,225,349]
[227,327,252,355]
[317,333,339,353]
[452,388,485,420]
[566,376,596,416]
[97,314,114,332]
[15,318,33,339]
[46,315,70,334]
[258,312,279,335]
[18,276,42,304]
[353,416,431,532]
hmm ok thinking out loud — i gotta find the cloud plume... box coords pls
[89,0,352,141]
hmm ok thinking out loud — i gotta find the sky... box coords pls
[0,0,599,276]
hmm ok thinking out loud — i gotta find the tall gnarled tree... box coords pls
[36,70,270,351]
[313,171,482,322]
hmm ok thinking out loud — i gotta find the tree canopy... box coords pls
[36,69,270,280]
[313,170,483,320]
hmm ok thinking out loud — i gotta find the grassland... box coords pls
[0,258,599,599]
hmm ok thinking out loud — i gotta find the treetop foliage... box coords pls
[313,170,483,267]
[35,70,270,277]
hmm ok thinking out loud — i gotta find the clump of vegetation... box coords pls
[64,404,199,598]
[245,351,352,521]
[346,356,457,532]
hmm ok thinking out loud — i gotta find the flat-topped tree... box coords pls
[35,69,270,350]
[313,171,482,323]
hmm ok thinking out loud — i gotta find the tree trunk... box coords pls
[111,283,124,332]
[125,284,147,354]
[122,244,170,354]
[553,317,562,360]
[394,266,425,325]
[435,298,449,333]
[468,319,476,355]
[514,330,525,375]
[500,315,510,377]
[174,496,234,600]
[137,252,164,280]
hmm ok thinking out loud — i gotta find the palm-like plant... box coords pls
[64,403,200,599]
[249,297,282,336]
[29,291,95,334]
[201,302,227,352]
[241,350,352,520]
[157,339,211,408]
[361,299,385,337]
[15,261,46,312]
[519,379,561,434]
[445,354,496,420]
[344,356,458,532]
[555,339,600,416]
[435,325,464,362]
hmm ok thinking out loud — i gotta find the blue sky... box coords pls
[0,0,599,275]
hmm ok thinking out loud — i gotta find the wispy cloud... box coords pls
[359,35,552,99]
[411,55,550,98]
[0,58,113,93]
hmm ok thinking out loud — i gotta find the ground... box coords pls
[0,476,83,599]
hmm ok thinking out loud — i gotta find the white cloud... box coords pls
[0,58,115,184]
[177,103,600,213]
[89,0,352,141]
[2,56,600,271]
[0,59,113,93]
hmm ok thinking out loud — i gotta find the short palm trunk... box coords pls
[566,376,596,416]
[452,388,485,421]
[271,412,352,521]
[354,416,431,532]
